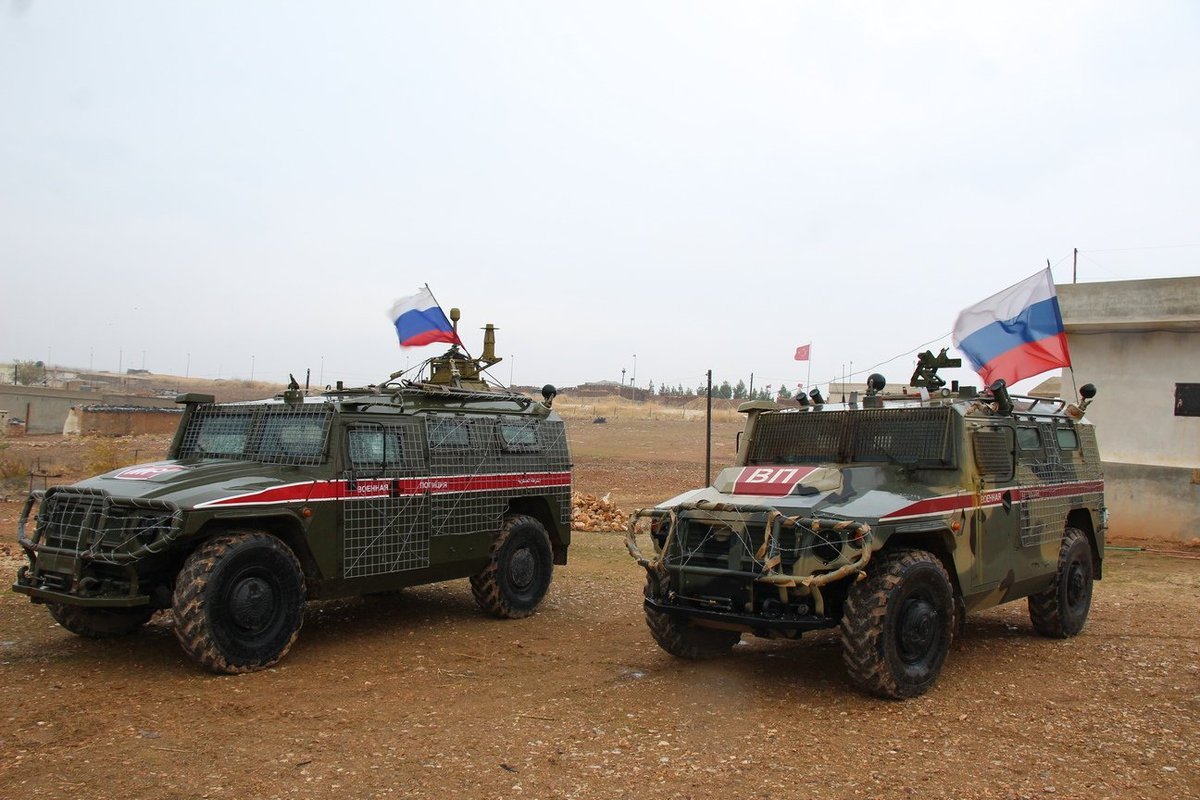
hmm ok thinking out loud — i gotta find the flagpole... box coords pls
[422,283,473,358]
[805,342,812,392]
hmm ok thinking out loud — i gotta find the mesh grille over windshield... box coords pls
[748,407,954,467]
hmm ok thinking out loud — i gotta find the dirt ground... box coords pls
[1,417,1198,799]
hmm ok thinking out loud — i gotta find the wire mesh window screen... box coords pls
[972,428,1014,481]
[749,412,848,464]
[498,419,541,452]
[749,407,953,466]
[1016,422,1103,547]
[1055,428,1079,450]
[1016,427,1043,451]
[427,415,500,474]
[255,411,333,465]
[178,409,255,458]
[346,422,425,475]
[850,408,953,464]
[427,416,473,449]
[177,406,332,466]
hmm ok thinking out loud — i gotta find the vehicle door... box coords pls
[969,422,1021,590]
[1007,423,1068,580]
[424,413,505,538]
[339,420,430,579]
[1015,422,1099,573]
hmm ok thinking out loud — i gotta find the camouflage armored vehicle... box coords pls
[14,317,571,673]
[627,356,1105,698]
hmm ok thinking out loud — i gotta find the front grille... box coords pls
[38,492,106,551]
[676,522,747,569]
[25,488,182,564]
[666,511,870,577]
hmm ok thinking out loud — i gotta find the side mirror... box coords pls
[1078,383,1097,412]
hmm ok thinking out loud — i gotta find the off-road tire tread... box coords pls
[172,532,304,674]
[841,549,954,699]
[470,514,553,619]
[48,603,154,639]
[1028,527,1092,639]
[643,573,741,660]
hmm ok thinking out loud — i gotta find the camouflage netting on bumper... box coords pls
[626,500,872,588]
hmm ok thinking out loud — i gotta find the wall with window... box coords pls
[1057,277,1200,541]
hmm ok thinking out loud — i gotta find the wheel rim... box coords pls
[897,596,940,666]
[508,546,536,591]
[225,569,280,636]
[1065,559,1090,611]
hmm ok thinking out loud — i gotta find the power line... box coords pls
[1079,243,1200,253]
[818,332,952,386]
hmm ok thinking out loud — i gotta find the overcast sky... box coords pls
[2,1,1198,396]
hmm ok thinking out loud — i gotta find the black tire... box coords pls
[644,571,741,659]
[1028,527,1093,638]
[48,603,155,639]
[470,514,554,619]
[841,549,955,699]
[172,532,306,674]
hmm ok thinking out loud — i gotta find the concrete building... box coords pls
[1057,276,1200,541]
[63,405,182,436]
[0,386,176,435]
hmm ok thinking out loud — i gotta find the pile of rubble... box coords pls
[571,492,630,533]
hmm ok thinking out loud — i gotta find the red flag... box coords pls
[794,344,811,361]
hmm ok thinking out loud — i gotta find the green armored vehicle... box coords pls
[627,356,1105,698]
[14,317,571,673]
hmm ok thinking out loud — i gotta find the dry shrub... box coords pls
[84,436,125,474]
[0,454,26,480]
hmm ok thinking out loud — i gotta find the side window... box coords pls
[257,414,329,461]
[499,420,541,453]
[972,427,1014,482]
[191,412,254,457]
[427,417,472,450]
[348,426,405,469]
[1055,427,1079,450]
[1016,427,1042,451]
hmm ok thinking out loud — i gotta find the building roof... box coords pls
[1057,276,1200,333]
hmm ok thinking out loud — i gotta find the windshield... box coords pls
[175,406,333,466]
[747,407,955,468]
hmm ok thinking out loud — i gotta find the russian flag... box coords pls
[951,268,1071,387]
[388,288,462,348]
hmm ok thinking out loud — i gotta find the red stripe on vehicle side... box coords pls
[879,479,1104,521]
[199,471,573,507]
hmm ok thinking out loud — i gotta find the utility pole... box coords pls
[632,354,637,400]
[749,372,754,399]
[705,369,713,486]
[1073,247,1078,283]
[621,367,626,399]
